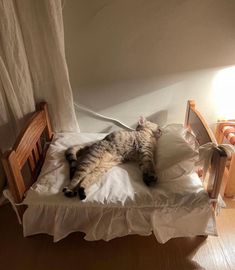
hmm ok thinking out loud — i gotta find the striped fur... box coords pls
[63,119,160,200]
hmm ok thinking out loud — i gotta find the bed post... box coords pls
[2,151,25,203]
[36,102,53,141]
[2,150,26,219]
[209,147,227,202]
[184,100,195,129]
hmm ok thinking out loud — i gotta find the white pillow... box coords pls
[156,124,199,181]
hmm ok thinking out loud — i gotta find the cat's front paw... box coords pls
[143,173,157,187]
[63,187,77,197]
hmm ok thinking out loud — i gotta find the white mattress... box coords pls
[22,132,217,243]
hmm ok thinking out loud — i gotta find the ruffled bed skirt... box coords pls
[23,203,217,243]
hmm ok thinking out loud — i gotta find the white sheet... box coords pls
[22,132,217,243]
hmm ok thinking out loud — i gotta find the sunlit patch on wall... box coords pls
[213,66,235,120]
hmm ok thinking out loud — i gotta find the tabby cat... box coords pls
[63,117,160,200]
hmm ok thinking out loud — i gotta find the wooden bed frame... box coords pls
[1,100,227,221]
[1,103,53,217]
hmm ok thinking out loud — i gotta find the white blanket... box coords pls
[22,132,217,243]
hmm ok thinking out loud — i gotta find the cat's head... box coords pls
[136,116,160,136]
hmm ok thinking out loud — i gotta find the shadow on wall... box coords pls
[100,110,168,133]
[147,110,168,127]
[63,0,235,86]
[73,74,184,111]
[63,0,235,131]
[74,68,222,132]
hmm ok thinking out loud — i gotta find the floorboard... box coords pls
[0,201,235,270]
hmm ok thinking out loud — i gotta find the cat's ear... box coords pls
[138,116,146,125]
[155,128,162,138]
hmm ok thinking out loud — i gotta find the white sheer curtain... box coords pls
[0,0,79,197]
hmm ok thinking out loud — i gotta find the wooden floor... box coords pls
[0,200,235,270]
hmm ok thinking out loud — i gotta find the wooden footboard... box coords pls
[185,100,227,203]
[1,103,53,214]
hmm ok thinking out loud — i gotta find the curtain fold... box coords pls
[0,0,79,197]
[15,0,79,133]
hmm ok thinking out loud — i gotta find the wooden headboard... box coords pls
[1,103,53,208]
[185,100,227,200]
[184,100,217,145]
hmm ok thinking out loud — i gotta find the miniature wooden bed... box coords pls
[1,100,227,222]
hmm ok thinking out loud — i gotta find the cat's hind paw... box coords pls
[78,187,86,200]
[63,187,77,197]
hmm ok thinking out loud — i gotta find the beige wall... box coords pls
[63,0,235,132]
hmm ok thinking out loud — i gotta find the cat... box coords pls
[63,117,161,200]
